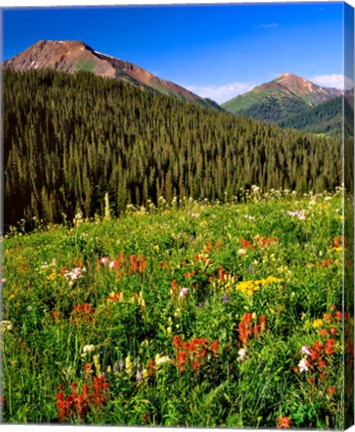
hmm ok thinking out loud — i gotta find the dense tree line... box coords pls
[277,96,353,136]
[4,68,342,228]
[236,95,308,123]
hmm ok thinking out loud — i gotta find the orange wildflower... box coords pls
[277,416,292,429]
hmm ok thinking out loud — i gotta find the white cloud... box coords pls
[254,23,278,29]
[310,73,354,90]
[185,82,255,104]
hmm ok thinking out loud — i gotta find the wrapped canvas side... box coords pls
[344,2,355,429]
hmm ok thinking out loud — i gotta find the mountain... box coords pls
[222,73,341,123]
[3,40,218,110]
[272,72,342,105]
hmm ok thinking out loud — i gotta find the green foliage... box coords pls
[277,97,354,136]
[222,89,309,123]
[76,60,95,73]
[3,68,342,229]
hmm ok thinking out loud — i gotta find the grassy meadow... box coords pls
[1,189,346,428]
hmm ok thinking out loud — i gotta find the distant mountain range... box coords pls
[221,72,354,135]
[3,40,219,111]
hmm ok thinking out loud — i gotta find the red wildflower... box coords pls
[139,255,146,273]
[130,255,139,273]
[323,313,332,322]
[84,363,92,380]
[243,313,253,324]
[148,360,155,377]
[240,238,255,249]
[192,361,201,370]
[329,327,337,335]
[254,325,261,336]
[335,311,342,321]
[310,349,320,360]
[56,391,67,422]
[173,335,181,349]
[204,241,214,252]
[71,303,96,325]
[259,315,267,330]
[211,340,219,355]
[177,351,187,369]
[319,329,328,337]
[238,321,248,345]
[325,338,335,355]
[313,341,323,352]
[107,292,121,302]
[318,360,327,369]
[218,266,224,280]
[277,416,292,429]
[328,387,336,395]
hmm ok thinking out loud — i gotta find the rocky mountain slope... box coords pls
[4,40,218,110]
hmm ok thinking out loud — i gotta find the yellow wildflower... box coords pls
[236,276,282,296]
[313,319,323,328]
[47,272,57,281]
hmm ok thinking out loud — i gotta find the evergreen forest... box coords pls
[4,68,342,229]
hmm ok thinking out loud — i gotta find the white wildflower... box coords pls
[1,320,13,332]
[64,267,86,281]
[83,344,96,354]
[179,288,189,298]
[155,354,171,367]
[287,210,306,221]
[298,358,309,373]
[301,346,311,356]
[99,257,111,265]
[237,348,247,362]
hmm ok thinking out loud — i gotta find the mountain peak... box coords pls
[4,40,219,111]
[277,72,293,78]
[273,72,307,84]
[32,39,91,50]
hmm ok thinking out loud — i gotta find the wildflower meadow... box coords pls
[1,189,349,428]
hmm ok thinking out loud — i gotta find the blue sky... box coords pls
[1,2,350,103]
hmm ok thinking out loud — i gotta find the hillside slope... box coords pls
[276,96,354,136]
[4,68,342,228]
[4,39,217,110]
[222,73,340,123]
